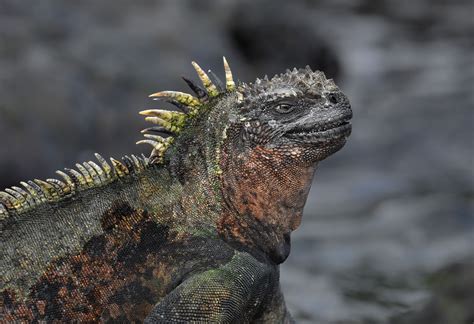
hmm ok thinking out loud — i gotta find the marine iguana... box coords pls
[0,57,352,323]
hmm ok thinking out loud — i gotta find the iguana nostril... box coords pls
[328,93,338,104]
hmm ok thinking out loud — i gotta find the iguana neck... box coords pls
[218,143,317,264]
[162,103,233,235]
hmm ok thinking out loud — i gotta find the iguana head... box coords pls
[137,59,350,163]
[233,67,352,165]
[138,58,351,263]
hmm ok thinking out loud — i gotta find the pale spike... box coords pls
[136,139,164,150]
[44,180,62,196]
[65,168,87,188]
[143,134,167,142]
[139,109,185,120]
[151,137,174,161]
[0,191,20,210]
[94,153,113,179]
[141,153,150,166]
[88,161,107,183]
[191,61,220,97]
[137,136,173,162]
[55,170,76,193]
[140,109,186,130]
[5,188,27,211]
[21,181,44,203]
[33,179,60,200]
[149,91,201,108]
[223,57,235,91]
[110,158,129,177]
[75,164,94,187]
[26,181,48,202]
[12,186,35,207]
[131,155,143,171]
[144,116,182,133]
[144,134,174,148]
[5,188,26,202]
[83,162,101,185]
[46,178,70,196]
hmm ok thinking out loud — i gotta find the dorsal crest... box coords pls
[136,57,236,162]
[0,57,237,219]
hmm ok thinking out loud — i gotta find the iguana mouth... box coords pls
[285,115,352,142]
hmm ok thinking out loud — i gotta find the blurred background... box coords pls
[0,0,473,322]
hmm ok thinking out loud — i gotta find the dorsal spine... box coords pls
[0,57,237,219]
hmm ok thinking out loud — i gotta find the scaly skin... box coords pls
[0,58,351,323]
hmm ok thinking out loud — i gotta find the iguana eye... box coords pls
[274,103,294,114]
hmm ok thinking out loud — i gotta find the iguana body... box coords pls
[0,58,352,323]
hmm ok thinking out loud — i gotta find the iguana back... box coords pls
[0,58,352,322]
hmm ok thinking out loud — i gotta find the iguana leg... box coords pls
[253,285,295,324]
[144,251,277,323]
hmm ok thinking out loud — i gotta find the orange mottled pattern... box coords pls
[1,203,176,322]
[218,144,315,263]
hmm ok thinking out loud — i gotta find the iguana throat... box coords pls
[219,143,317,264]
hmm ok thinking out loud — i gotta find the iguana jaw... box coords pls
[284,115,352,143]
[282,114,352,160]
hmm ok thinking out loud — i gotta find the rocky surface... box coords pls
[1,0,472,322]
